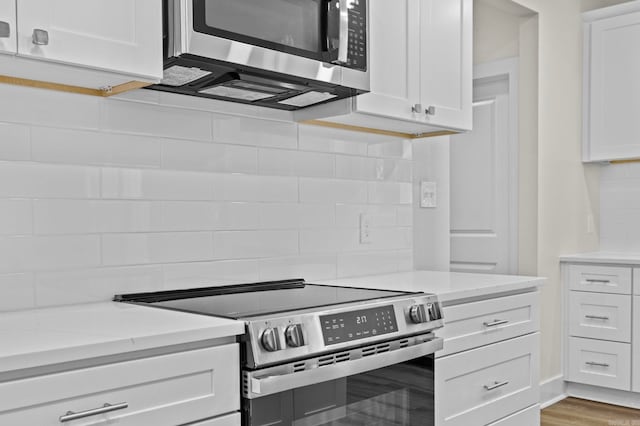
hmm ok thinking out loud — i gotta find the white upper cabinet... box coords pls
[297,0,473,136]
[420,0,472,131]
[16,0,161,80]
[0,0,16,55]
[583,2,640,161]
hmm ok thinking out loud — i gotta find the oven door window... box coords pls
[192,0,340,63]
[245,357,434,426]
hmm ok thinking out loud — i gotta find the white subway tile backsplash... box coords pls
[0,123,30,161]
[0,163,100,199]
[368,181,412,204]
[0,84,100,129]
[300,229,359,254]
[337,250,411,277]
[213,115,298,149]
[0,273,36,311]
[101,168,216,200]
[298,124,369,155]
[335,204,397,228]
[31,127,161,168]
[102,232,214,266]
[0,235,101,273]
[34,200,153,234]
[258,149,335,177]
[213,230,299,259]
[259,255,337,281]
[161,139,257,173]
[0,199,33,235]
[163,260,261,289]
[102,99,212,141]
[216,174,299,202]
[0,85,415,311]
[34,266,163,307]
[299,178,368,204]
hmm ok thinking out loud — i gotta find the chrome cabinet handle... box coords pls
[0,21,10,38]
[484,380,509,391]
[585,361,610,368]
[425,106,436,115]
[32,29,49,45]
[59,402,128,423]
[585,315,610,320]
[584,279,610,284]
[333,0,349,64]
[483,319,509,327]
[412,104,423,113]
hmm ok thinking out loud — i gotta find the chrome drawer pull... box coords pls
[484,380,509,391]
[584,279,610,284]
[59,402,128,422]
[585,361,610,368]
[585,315,610,320]
[483,319,509,327]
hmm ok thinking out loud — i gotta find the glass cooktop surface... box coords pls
[116,280,414,319]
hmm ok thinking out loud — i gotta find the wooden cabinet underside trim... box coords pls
[302,119,459,139]
[0,75,150,97]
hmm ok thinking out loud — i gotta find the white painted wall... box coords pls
[0,84,415,312]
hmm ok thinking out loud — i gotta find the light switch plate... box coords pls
[359,213,372,244]
[420,181,437,208]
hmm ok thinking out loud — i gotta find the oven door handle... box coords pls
[245,337,443,399]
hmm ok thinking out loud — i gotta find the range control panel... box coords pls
[320,305,397,345]
[346,0,367,71]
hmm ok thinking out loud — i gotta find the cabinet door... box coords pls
[420,0,472,131]
[586,11,640,161]
[0,0,16,54]
[354,0,422,121]
[16,0,161,80]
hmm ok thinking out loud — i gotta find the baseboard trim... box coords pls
[567,382,640,409]
[540,375,567,409]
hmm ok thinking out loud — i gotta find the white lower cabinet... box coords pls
[634,296,640,392]
[0,344,240,425]
[488,404,540,426]
[434,290,541,426]
[186,412,241,426]
[567,337,631,391]
[436,333,539,426]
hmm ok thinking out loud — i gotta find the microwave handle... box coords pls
[245,337,443,399]
[334,0,349,64]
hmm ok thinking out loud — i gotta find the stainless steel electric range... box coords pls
[115,279,444,426]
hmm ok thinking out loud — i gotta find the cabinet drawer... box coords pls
[488,404,539,426]
[436,292,539,357]
[0,344,239,425]
[435,333,539,426]
[569,291,631,342]
[567,337,630,391]
[568,264,632,294]
[186,412,241,426]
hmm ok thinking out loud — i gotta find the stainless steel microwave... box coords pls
[149,0,370,110]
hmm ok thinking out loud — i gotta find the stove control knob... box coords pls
[409,304,428,324]
[285,324,305,348]
[428,302,442,321]
[260,328,281,352]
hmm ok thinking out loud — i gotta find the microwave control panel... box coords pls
[346,0,367,71]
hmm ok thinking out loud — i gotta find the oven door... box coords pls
[243,337,441,426]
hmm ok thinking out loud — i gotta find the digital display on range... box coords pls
[320,305,397,345]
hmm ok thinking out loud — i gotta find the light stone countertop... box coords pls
[319,270,545,304]
[0,301,244,375]
[559,251,640,265]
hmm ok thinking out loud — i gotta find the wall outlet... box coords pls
[359,213,372,244]
[420,181,437,208]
